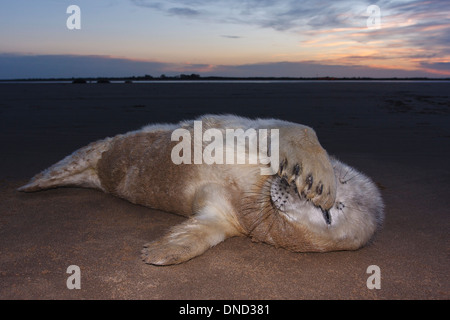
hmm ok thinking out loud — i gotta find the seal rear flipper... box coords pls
[18,138,112,192]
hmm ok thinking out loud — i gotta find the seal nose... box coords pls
[321,208,332,225]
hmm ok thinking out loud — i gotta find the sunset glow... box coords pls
[1,0,449,78]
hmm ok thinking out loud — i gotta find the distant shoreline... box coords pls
[1,75,450,83]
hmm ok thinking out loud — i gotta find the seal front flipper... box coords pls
[277,126,337,210]
[141,184,243,266]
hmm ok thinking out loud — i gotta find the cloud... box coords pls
[129,0,162,10]
[0,54,445,80]
[206,60,439,78]
[131,0,207,18]
[220,35,242,39]
[296,1,450,73]
[129,1,450,62]
[0,54,218,79]
[0,54,171,79]
[421,62,450,71]
[130,0,450,39]
[167,7,201,17]
[129,0,370,30]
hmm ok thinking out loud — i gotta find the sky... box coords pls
[0,0,449,79]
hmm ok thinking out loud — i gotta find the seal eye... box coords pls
[321,208,332,225]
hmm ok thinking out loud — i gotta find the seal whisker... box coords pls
[340,204,364,213]
[246,204,274,236]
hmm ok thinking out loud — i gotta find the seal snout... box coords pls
[270,177,291,211]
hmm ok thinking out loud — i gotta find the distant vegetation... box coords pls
[96,79,111,84]
[72,78,87,84]
[0,73,448,83]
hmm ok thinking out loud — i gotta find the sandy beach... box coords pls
[0,82,449,300]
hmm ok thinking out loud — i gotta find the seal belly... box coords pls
[97,131,196,216]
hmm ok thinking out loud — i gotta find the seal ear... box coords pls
[141,184,243,265]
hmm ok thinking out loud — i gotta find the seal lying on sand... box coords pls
[19,114,383,265]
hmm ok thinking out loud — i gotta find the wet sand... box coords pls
[0,82,449,299]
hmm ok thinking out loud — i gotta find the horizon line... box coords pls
[1,75,450,82]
